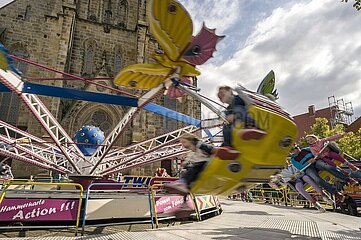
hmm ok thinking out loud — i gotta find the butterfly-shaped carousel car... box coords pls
[113,0,298,196]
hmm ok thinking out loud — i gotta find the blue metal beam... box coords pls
[23,82,139,107]
[0,82,214,137]
[21,82,205,128]
[0,83,10,92]
[144,103,201,126]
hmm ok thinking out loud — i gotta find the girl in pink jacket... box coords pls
[305,134,359,172]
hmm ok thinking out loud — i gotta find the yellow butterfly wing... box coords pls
[0,51,10,71]
[149,0,193,61]
[114,64,171,89]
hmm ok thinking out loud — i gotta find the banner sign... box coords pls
[155,195,194,214]
[0,199,79,221]
[81,176,178,190]
[214,196,221,206]
[120,176,177,189]
[195,195,217,211]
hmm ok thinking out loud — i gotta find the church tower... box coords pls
[0,0,201,177]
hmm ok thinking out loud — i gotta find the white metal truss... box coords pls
[0,147,64,173]
[0,68,227,177]
[110,143,190,173]
[89,84,164,174]
[0,120,76,173]
[102,125,197,162]
[0,69,85,174]
[99,125,199,175]
[0,135,71,174]
[102,128,224,174]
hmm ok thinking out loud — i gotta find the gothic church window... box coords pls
[88,0,101,21]
[103,0,112,22]
[86,109,112,135]
[102,0,128,28]
[24,5,31,21]
[83,42,95,76]
[163,96,177,131]
[116,0,128,27]
[0,48,29,125]
[114,51,123,75]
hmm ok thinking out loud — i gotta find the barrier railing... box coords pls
[0,178,224,236]
[241,186,332,209]
[81,182,153,236]
[0,181,83,235]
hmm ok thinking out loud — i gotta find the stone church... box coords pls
[0,0,201,177]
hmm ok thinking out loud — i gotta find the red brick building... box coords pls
[293,105,332,140]
[347,117,361,133]
[293,105,359,140]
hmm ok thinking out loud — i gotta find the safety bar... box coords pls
[81,182,153,236]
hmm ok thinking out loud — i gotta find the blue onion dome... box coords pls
[74,125,105,156]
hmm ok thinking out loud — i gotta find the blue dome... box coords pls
[74,125,105,156]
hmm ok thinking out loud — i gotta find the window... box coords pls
[163,96,177,131]
[83,44,94,76]
[114,51,123,75]
[102,0,112,32]
[103,0,112,20]
[13,48,29,74]
[24,5,31,21]
[0,93,18,124]
[88,0,100,21]
[85,109,113,135]
[116,0,128,27]
[102,0,127,28]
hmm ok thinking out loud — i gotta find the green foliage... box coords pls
[298,137,308,149]
[338,129,361,160]
[342,0,361,11]
[310,118,330,138]
[301,117,360,159]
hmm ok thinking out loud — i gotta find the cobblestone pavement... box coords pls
[1,199,360,240]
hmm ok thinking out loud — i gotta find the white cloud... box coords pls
[179,0,242,34]
[0,0,13,8]
[194,0,361,119]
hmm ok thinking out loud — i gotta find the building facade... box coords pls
[293,104,358,141]
[0,0,201,177]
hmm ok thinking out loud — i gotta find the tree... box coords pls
[310,118,331,138]
[298,118,331,148]
[337,128,361,160]
[300,117,361,159]
[342,0,361,11]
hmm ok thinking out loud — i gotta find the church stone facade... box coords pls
[0,0,201,177]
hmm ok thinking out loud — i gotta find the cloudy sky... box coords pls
[1,0,361,121]
[0,0,10,8]
[178,0,361,121]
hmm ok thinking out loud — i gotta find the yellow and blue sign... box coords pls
[195,195,217,210]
